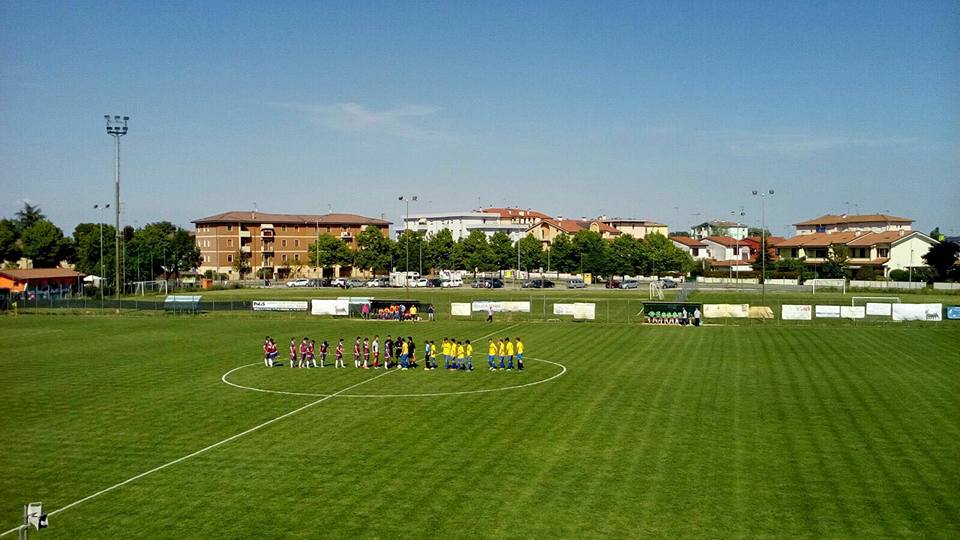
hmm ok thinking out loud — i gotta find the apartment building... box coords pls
[777,230,936,276]
[599,218,668,239]
[793,214,912,235]
[527,218,622,245]
[691,220,748,240]
[193,211,391,278]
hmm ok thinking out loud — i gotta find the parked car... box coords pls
[331,278,349,288]
[426,278,443,288]
[286,278,309,288]
[366,277,390,287]
[473,277,504,289]
[348,279,365,288]
[605,279,621,289]
[522,279,555,289]
[412,278,430,288]
[441,278,463,288]
[567,278,586,289]
[658,278,679,289]
[620,279,640,289]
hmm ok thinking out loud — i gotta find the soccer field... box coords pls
[1,315,958,538]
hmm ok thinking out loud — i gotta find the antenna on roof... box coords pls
[252,203,257,220]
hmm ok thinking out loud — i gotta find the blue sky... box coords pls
[1,1,957,236]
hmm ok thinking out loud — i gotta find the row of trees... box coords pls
[289,227,695,277]
[1,203,201,291]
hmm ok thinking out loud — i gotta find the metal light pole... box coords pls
[93,204,110,301]
[752,189,775,305]
[105,115,129,298]
[398,195,418,292]
[731,208,745,285]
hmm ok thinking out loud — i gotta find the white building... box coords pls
[402,212,530,241]
[793,213,913,236]
[701,236,752,261]
[670,236,709,260]
[691,220,748,240]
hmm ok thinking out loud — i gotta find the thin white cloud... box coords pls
[724,132,916,157]
[271,101,446,140]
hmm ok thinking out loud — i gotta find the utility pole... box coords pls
[105,115,129,299]
[752,190,775,305]
[398,195,418,293]
[93,204,109,303]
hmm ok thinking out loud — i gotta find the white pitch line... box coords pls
[222,357,566,398]
[1,323,522,537]
[0,369,396,538]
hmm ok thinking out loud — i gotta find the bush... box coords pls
[889,269,909,282]
[854,266,878,281]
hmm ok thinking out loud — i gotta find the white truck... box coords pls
[389,271,420,288]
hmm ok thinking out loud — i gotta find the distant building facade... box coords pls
[691,220,748,240]
[777,230,936,276]
[793,214,912,235]
[599,218,668,239]
[192,211,391,278]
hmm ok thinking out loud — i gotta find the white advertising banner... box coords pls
[703,304,749,318]
[865,302,893,316]
[840,306,866,319]
[553,303,596,320]
[472,301,531,313]
[253,300,309,312]
[892,303,943,322]
[451,303,472,317]
[782,305,812,321]
[815,305,841,318]
[311,299,349,316]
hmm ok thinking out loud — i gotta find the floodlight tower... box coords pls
[751,189,775,306]
[398,195,418,292]
[105,115,129,299]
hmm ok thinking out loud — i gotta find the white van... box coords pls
[567,278,586,289]
[441,277,463,288]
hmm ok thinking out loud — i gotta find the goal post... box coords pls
[851,296,901,307]
[132,280,168,296]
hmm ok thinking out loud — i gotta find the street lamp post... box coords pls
[105,115,129,298]
[93,204,110,302]
[731,208,745,285]
[751,189,775,306]
[398,195,418,292]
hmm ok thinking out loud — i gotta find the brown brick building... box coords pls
[192,211,391,278]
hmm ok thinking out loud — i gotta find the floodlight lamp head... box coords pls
[768,189,775,195]
[412,196,418,201]
[751,190,758,195]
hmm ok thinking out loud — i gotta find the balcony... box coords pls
[262,244,274,253]
[240,245,252,254]
[239,230,251,238]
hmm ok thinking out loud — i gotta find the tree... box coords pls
[0,219,21,262]
[125,222,200,281]
[71,222,117,279]
[643,232,693,274]
[751,244,776,275]
[395,230,425,274]
[425,229,456,271]
[608,235,643,276]
[20,219,68,267]
[455,230,495,273]
[549,233,577,272]
[355,226,395,274]
[307,234,353,274]
[922,241,959,281]
[488,231,515,270]
[819,243,850,278]
[929,227,943,241]
[775,257,806,274]
[231,249,251,279]
[748,227,771,238]
[516,234,543,271]
[15,202,45,232]
[572,230,608,275]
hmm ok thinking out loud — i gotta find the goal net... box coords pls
[851,296,901,307]
[132,280,168,296]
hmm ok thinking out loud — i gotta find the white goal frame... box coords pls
[851,296,901,307]
[132,280,168,296]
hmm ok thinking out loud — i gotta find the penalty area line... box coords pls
[0,368,396,537]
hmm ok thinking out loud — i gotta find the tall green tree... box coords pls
[819,243,850,278]
[0,218,21,262]
[355,226,395,274]
[395,229,426,274]
[125,222,200,280]
[307,234,353,272]
[516,234,543,271]
[922,241,959,281]
[456,230,496,272]
[572,230,608,275]
[489,231,515,270]
[20,219,69,267]
[643,232,693,274]
[549,233,577,272]
[71,222,117,278]
[15,202,45,232]
[231,249,251,279]
[425,229,456,271]
[608,234,643,275]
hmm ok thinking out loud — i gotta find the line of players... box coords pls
[262,335,525,372]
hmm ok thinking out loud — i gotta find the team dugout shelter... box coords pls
[0,268,85,299]
[355,299,425,319]
[642,301,703,323]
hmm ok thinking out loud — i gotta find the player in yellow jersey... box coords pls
[515,337,524,371]
[401,338,410,369]
[465,340,474,371]
[497,338,506,370]
[505,337,515,370]
[455,341,465,370]
[487,339,497,371]
[442,338,452,369]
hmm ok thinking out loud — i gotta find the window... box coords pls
[295,226,299,232]
[878,248,889,258]
[282,254,288,262]
[326,226,331,233]
[227,239,233,246]
[294,239,299,247]
[282,225,287,232]
[692,248,699,256]
[227,255,233,262]
[815,249,827,258]
[281,239,287,247]
[294,253,300,261]
[227,225,233,231]
[790,248,798,258]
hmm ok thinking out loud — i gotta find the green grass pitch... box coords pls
[1,315,958,537]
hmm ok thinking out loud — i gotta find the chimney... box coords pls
[899,230,904,237]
